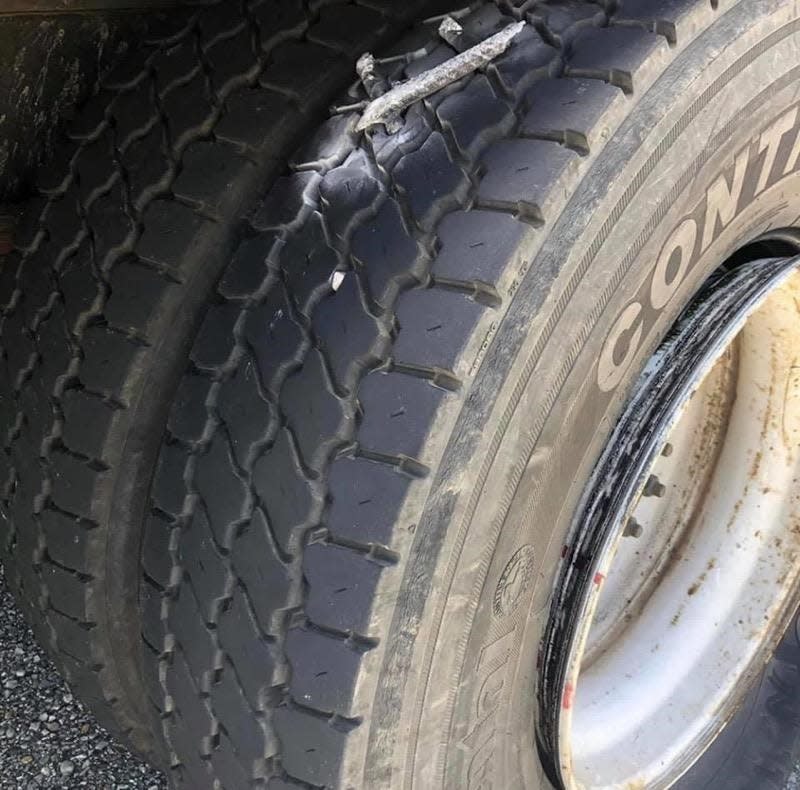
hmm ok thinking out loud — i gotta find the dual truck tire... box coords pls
[2,0,800,787]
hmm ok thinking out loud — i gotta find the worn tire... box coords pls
[6,0,800,788]
[0,0,432,766]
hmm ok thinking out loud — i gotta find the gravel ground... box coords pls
[0,566,166,790]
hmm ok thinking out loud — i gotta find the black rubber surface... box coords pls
[0,0,431,769]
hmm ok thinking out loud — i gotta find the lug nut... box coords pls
[643,474,666,497]
[624,517,643,538]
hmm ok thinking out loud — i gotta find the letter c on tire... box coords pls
[597,302,644,393]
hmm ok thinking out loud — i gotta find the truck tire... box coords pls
[5,0,800,789]
[0,0,431,765]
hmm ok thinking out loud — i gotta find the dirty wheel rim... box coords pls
[538,254,800,789]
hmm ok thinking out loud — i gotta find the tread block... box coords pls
[195,434,249,548]
[210,660,270,768]
[35,305,72,396]
[170,585,220,690]
[0,252,22,310]
[179,517,230,623]
[487,25,557,101]
[209,729,257,790]
[79,327,143,400]
[280,212,340,313]
[18,252,59,332]
[248,0,306,53]
[65,90,111,141]
[196,3,248,49]
[312,272,384,391]
[42,187,84,253]
[3,313,37,385]
[565,25,669,93]
[59,241,99,331]
[249,172,320,233]
[303,542,383,635]
[142,511,177,588]
[109,80,159,146]
[61,390,116,461]
[350,197,420,308]
[101,50,150,92]
[432,209,530,283]
[40,509,90,575]
[281,348,346,470]
[216,88,304,157]
[173,141,256,216]
[252,427,315,555]
[119,124,172,200]
[289,114,356,171]
[106,259,174,334]
[87,181,136,266]
[532,2,604,42]
[49,608,93,663]
[325,454,409,546]
[166,647,216,754]
[477,137,580,222]
[140,576,166,652]
[137,200,209,277]
[160,71,216,151]
[319,165,382,243]
[458,3,507,39]
[244,287,306,399]
[167,705,215,789]
[151,442,189,519]
[217,234,278,300]
[49,451,102,520]
[259,41,345,106]
[217,584,281,710]
[436,75,515,160]
[41,561,86,621]
[229,507,293,637]
[272,706,347,787]
[521,76,621,150]
[190,302,242,370]
[393,131,471,231]
[309,5,388,56]
[218,360,275,469]
[204,25,261,97]
[74,133,119,207]
[615,0,700,31]
[286,626,360,715]
[357,369,446,460]
[18,385,49,465]
[392,287,485,372]
[9,442,43,526]
[168,373,213,445]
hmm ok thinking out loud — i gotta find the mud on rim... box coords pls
[538,246,800,789]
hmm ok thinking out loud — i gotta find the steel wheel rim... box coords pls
[538,254,800,789]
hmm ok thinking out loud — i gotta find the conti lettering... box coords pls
[598,105,800,392]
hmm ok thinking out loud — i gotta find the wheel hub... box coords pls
[539,255,800,789]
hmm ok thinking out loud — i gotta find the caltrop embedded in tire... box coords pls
[5,1,800,788]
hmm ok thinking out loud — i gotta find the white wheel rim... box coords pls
[539,256,800,789]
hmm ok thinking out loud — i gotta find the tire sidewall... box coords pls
[362,3,800,788]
